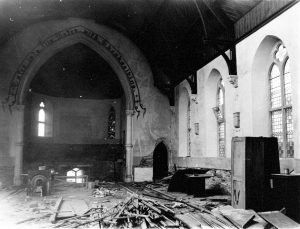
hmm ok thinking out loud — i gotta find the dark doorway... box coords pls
[153,142,168,180]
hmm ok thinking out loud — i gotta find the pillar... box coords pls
[10,105,25,186]
[124,109,134,182]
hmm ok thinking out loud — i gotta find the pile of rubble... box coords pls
[206,170,231,195]
[92,187,115,198]
[51,184,239,228]
[47,183,299,229]
[1,177,299,228]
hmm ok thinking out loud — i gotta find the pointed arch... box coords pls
[5,25,146,116]
[153,141,168,180]
[205,69,223,157]
[178,87,190,157]
[252,35,294,158]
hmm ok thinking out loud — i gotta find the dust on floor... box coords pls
[0,180,231,228]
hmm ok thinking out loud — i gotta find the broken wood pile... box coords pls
[48,183,287,229]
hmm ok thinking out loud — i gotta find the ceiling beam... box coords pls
[201,0,233,31]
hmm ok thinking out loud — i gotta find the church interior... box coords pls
[0,0,300,228]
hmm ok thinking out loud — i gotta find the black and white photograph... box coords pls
[0,0,299,228]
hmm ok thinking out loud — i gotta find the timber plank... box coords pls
[259,211,300,229]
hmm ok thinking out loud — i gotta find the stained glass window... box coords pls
[217,79,225,157]
[108,107,116,139]
[270,43,293,158]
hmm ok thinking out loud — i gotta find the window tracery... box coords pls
[270,43,293,158]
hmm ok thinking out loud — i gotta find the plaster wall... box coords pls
[175,80,203,158]
[0,110,10,164]
[174,3,300,170]
[176,84,190,157]
[26,93,122,144]
[0,18,171,183]
[236,2,300,171]
[132,85,171,165]
[174,53,232,167]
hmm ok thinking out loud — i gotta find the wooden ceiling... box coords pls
[0,0,286,99]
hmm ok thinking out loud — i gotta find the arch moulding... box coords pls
[4,25,146,116]
[3,21,151,184]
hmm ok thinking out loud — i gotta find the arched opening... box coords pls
[205,69,223,157]
[178,88,190,156]
[153,142,168,180]
[23,43,127,181]
[252,35,282,137]
[66,168,84,183]
[7,23,151,185]
[252,36,294,158]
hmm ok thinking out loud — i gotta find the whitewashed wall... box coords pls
[174,3,300,171]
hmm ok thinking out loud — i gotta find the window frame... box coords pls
[269,43,293,158]
[37,102,46,137]
[216,78,225,157]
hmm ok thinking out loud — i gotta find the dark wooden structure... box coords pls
[271,174,300,223]
[231,137,280,211]
[185,174,213,197]
[168,169,209,193]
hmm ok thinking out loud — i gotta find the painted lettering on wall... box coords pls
[5,26,146,116]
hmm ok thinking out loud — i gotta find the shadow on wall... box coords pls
[23,143,124,181]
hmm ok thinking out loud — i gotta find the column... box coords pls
[10,105,25,186]
[124,109,134,182]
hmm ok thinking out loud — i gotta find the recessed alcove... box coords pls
[23,43,126,181]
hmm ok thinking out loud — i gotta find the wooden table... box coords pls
[184,174,213,197]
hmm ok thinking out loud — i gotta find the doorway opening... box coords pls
[153,142,168,180]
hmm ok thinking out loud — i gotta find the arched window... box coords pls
[66,168,84,183]
[216,79,225,157]
[269,44,293,158]
[38,102,46,137]
[108,107,116,139]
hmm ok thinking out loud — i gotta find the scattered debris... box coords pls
[259,211,300,229]
[93,187,115,198]
[1,178,299,229]
[45,183,298,229]
[50,196,63,223]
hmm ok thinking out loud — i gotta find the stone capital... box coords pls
[125,144,133,148]
[170,106,175,114]
[125,109,135,116]
[228,74,238,88]
[190,94,198,104]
